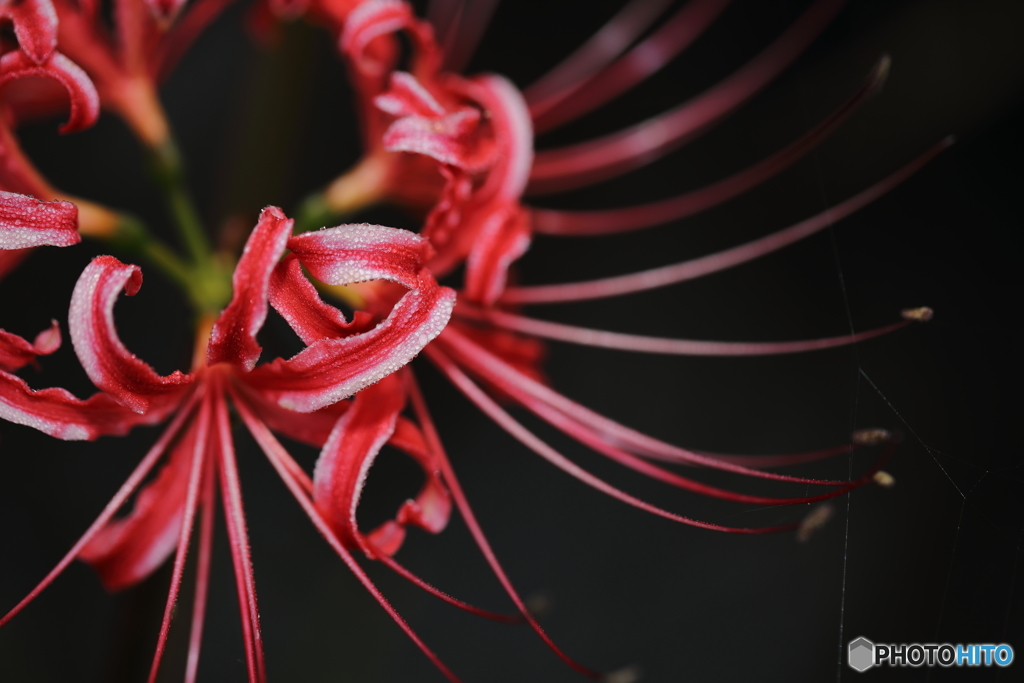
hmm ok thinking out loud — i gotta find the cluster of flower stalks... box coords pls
[0,0,945,681]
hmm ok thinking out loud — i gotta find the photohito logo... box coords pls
[848,637,1014,672]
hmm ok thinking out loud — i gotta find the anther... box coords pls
[852,428,892,446]
[797,504,834,543]
[901,307,934,322]
[873,471,895,488]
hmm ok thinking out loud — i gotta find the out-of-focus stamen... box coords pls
[524,0,675,108]
[506,139,953,304]
[531,0,733,132]
[530,56,890,236]
[455,303,919,356]
[528,0,848,194]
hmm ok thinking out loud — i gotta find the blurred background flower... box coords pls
[1,0,1022,681]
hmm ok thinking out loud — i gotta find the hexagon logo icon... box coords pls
[848,637,875,672]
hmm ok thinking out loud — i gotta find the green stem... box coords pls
[148,138,213,266]
[96,213,231,315]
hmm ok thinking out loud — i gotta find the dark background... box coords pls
[1,1,1023,681]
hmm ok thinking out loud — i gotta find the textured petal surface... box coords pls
[207,206,293,370]
[0,370,161,440]
[312,375,450,557]
[0,320,60,372]
[69,256,193,414]
[463,204,531,306]
[287,223,434,290]
[250,270,454,412]
[0,49,100,133]
[0,191,79,249]
[1,0,59,64]
[268,254,374,345]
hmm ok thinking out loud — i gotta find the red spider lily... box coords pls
[228,0,948,678]
[22,0,241,146]
[0,207,457,682]
[300,1,942,532]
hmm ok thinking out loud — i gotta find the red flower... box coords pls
[269,1,946,677]
[31,0,240,146]
[0,207,455,682]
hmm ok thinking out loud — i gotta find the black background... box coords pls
[1,1,1023,681]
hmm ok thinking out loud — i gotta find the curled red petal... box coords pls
[312,375,403,553]
[268,254,373,345]
[286,222,434,290]
[0,0,59,64]
[382,106,483,168]
[246,270,454,412]
[207,206,293,370]
[0,320,60,372]
[78,412,202,591]
[312,375,450,557]
[374,70,445,117]
[0,49,99,133]
[340,0,436,83]
[463,204,531,306]
[362,419,451,554]
[376,71,489,170]
[69,255,193,414]
[0,369,162,440]
[0,191,79,249]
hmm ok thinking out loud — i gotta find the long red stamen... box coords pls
[697,444,853,468]
[436,327,848,485]
[439,0,500,73]
[455,302,924,356]
[531,0,733,132]
[0,389,203,628]
[428,348,798,533]
[510,139,953,304]
[185,444,218,683]
[405,371,606,680]
[231,392,463,683]
[524,0,675,108]
[505,382,886,506]
[528,0,848,194]
[213,392,266,683]
[147,397,213,683]
[530,55,890,236]
[156,0,240,81]
[373,552,522,624]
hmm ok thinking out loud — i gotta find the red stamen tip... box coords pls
[797,504,835,543]
[851,427,893,446]
[873,470,896,488]
[901,306,934,322]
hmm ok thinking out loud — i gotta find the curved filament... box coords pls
[530,55,890,236]
[455,303,918,356]
[0,390,202,629]
[428,347,800,533]
[524,0,675,108]
[405,371,605,680]
[508,139,952,304]
[232,392,463,683]
[528,0,848,194]
[531,0,733,133]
